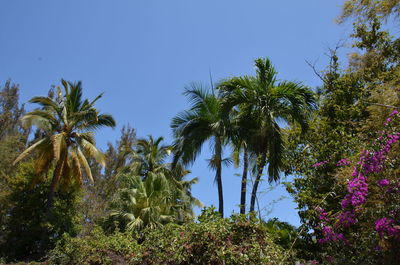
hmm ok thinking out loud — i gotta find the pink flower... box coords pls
[375,217,400,240]
[312,161,328,168]
[377,179,390,187]
[390,110,399,117]
[336,158,350,167]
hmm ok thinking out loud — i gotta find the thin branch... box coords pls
[363,101,399,109]
[279,191,336,265]
[305,60,325,82]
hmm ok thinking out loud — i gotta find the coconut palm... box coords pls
[171,84,230,217]
[13,80,116,219]
[219,57,316,213]
[127,135,171,178]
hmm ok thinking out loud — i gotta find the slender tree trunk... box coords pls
[39,160,63,256]
[215,137,224,217]
[250,153,266,213]
[239,148,248,214]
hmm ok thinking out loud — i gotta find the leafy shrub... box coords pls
[139,208,286,265]
[0,161,81,262]
[46,208,288,265]
[48,227,141,265]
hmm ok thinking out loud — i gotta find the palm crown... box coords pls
[219,57,316,212]
[171,84,230,216]
[14,80,116,211]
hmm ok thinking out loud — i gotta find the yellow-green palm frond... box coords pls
[13,138,51,165]
[80,138,106,167]
[70,151,83,185]
[76,147,94,183]
[51,133,67,162]
[21,112,55,133]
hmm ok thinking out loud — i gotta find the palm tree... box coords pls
[171,84,230,217]
[106,173,178,231]
[168,162,203,222]
[230,107,254,215]
[128,135,202,220]
[232,141,249,215]
[128,135,171,177]
[106,136,202,231]
[219,58,316,213]
[13,80,116,220]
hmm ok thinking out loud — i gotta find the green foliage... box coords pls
[47,208,288,265]
[103,135,201,233]
[338,0,400,23]
[104,173,183,232]
[286,6,400,263]
[48,227,141,265]
[4,2,400,264]
[15,80,116,190]
[219,57,316,214]
[80,125,137,231]
[0,161,81,262]
[0,80,28,228]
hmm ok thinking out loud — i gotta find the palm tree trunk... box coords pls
[250,153,266,213]
[46,161,64,220]
[39,160,64,255]
[239,148,248,214]
[215,137,224,217]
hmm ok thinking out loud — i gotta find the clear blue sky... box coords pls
[0,0,351,226]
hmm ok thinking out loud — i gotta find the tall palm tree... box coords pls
[230,107,255,215]
[219,58,316,213]
[13,80,116,219]
[171,84,230,217]
[232,140,249,215]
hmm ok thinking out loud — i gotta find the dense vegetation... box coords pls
[1,1,400,264]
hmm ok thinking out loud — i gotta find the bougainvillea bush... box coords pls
[315,110,400,264]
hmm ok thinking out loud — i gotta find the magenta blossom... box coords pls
[390,109,399,117]
[337,211,357,227]
[375,218,400,240]
[377,179,390,187]
[312,160,328,168]
[336,158,350,166]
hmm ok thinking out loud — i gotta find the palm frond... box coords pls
[29,96,60,113]
[21,113,54,132]
[77,147,94,183]
[80,138,106,166]
[13,138,50,165]
[51,133,67,162]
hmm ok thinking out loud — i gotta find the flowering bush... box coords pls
[315,110,400,264]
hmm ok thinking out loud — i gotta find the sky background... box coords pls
[0,0,353,226]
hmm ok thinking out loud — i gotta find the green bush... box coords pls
[140,209,286,265]
[48,227,141,265]
[46,208,288,265]
[0,161,82,262]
